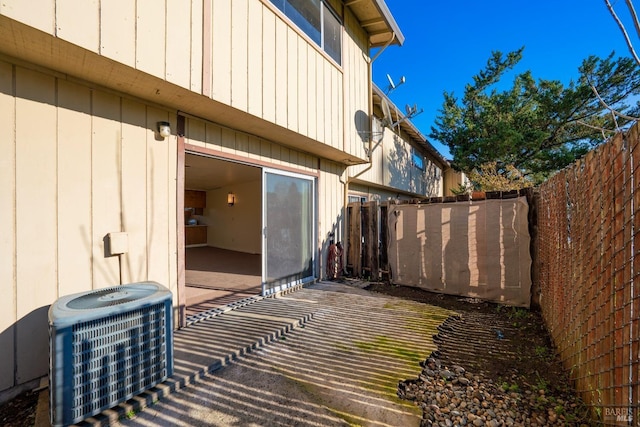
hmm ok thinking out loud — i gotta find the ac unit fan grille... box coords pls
[67,286,157,309]
[52,301,170,425]
[72,303,167,420]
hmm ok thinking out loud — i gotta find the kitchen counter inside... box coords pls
[185,224,208,245]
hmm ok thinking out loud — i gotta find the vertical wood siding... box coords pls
[190,0,204,93]
[57,80,93,296]
[319,159,346,244]
[56,0,99,52]
[351,118,444,197]
[0,0,55,34]
[0,0,374,392]
[100,0,136,66]
[0,61,16,391]
[185,118,316,175]
[0,0,368,160]
[184,117,345,277]
[167,0,193,89]
[15,68,58,384]
[342,7,369,158]
[0,62,178,389]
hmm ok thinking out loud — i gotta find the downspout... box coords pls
[340,32,396,264]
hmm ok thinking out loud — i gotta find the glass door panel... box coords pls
[262,169,316,295]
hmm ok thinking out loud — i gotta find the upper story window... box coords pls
[270,0,342,65]
[412,149,425,171]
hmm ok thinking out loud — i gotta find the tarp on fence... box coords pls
[388,197,532,307]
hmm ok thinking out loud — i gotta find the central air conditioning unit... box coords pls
[48,281,173,427]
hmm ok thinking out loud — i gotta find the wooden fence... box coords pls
[346,125,639,424]
[535,126,640,424]
[346,190,533,308]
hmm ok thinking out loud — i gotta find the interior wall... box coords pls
[206,180,262,254]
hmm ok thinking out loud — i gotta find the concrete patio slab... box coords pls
[75,281,452,427]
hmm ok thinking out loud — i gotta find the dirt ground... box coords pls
[0,281,590,426]
[0,390,38,427]
[365,282,591,425]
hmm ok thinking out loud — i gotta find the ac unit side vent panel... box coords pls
[49,282,173,427]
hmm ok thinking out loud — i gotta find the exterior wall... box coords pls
[182,117,346,276]
[341,6,371,160]
[350,117,444,197]
[349,183,402,202]
[0,0,369,162]
[319,159,347,249]
[0,0,197,90]
[210,0,350,144]
[0,62,178,391]
[443,169,468,196]
[0,0,373,396]
[183,118,318,173]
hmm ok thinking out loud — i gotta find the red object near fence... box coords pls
[326,241,343,280]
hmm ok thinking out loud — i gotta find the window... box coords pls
[270,0,342,65]
[412,149,425,171]
[322,4,341,63]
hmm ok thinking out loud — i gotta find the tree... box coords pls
[430,48,640,184]
[470,162,534,192]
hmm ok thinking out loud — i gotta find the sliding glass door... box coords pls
[262,169,316,295]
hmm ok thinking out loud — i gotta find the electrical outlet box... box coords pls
[106,232,129,255]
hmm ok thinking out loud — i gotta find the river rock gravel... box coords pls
[398,351,589,426]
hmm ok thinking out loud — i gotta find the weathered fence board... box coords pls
[536,125,640,424]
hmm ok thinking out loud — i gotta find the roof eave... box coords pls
[372,0,404,46]
[345,0,405,48]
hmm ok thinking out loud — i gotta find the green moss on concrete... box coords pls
[270,298,456,424]
[383,300,454,340]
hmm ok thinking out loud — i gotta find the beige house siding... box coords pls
[319,160,347,246]
[350,117,444,197]
[0,0,358,157]
[182,116,345,274]
[0,0,396,397]
[183,118,317,173]
[0,62,179,390]
[443,169,468,196]
[342,7,370,159]
[204,0,363,158]
[0,61,16,391]
[349,183,402,202]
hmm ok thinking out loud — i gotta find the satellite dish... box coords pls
[405,104,414,115]
[386,74,395,91]
[381,98,393,128]
[385,74,406,94]
[404,103,423,118]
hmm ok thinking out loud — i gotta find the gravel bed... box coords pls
[399,351,589,426]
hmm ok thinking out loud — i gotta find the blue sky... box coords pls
[372,0,637,158]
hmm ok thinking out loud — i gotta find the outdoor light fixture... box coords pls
[227,192,235,206]
[157,121,171,138]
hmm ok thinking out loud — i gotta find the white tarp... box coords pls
[388,197,532,307]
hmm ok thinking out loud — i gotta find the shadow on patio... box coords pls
[108,281,453,427]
